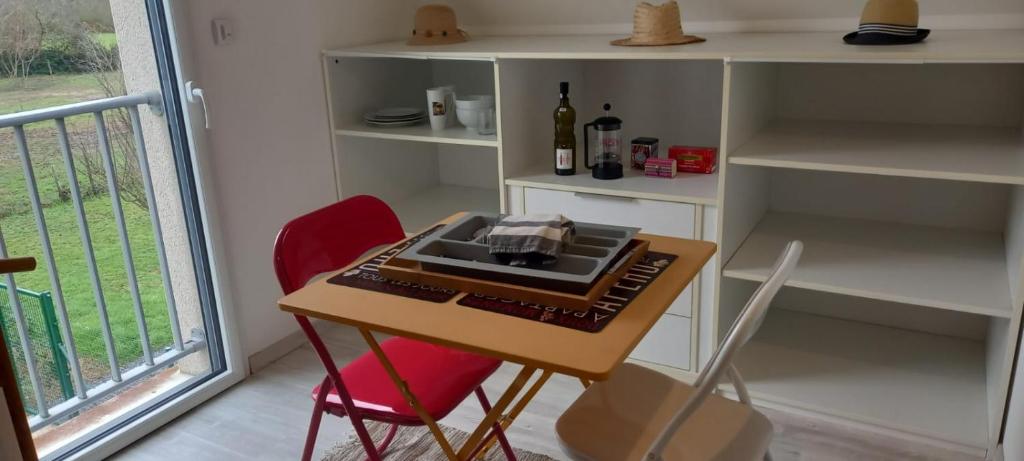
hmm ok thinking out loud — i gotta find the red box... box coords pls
[667,146,717,174]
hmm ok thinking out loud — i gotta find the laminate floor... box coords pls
[113,324,984,461]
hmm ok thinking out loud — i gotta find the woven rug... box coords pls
[322,422,559,461]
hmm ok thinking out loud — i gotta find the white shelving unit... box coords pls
[729,120,1024,185]
[325,56,502,232]
[729,308,988,448]
[324,32,1024,457]
[723,212,1013,318]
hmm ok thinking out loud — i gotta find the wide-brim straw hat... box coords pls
[844,0,930,45]
[408,4,468,46]
[612,1,705,47]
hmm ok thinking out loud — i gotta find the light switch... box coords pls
[211,18,234,46]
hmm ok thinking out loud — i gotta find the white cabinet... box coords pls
[630,315,692,370]
[524,187,697,318]
[523,186,707,371]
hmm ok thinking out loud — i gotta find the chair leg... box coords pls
[469,387,517,461]
[351,413,384,461]
[764,450,773,461]
[302,379,331,461]
[373,424,399,459]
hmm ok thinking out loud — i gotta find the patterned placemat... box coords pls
[326,225,458,303]
[327,225,678,333]
[457,251,677,333]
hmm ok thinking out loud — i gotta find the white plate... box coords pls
[363,115,425,123]
[364,107,424,120]
[365,118,425,127]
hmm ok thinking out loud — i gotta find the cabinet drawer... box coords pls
[525,187,695,316]
[523,188,696,238]
[630,314,692,371]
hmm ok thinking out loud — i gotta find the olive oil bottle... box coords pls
[553,81,576,175]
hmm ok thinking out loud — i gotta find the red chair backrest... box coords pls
[274,195,405,294]
[272,195,405,409]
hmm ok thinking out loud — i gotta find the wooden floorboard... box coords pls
[112,323,985,461]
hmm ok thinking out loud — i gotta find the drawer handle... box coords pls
[573,192,636,202]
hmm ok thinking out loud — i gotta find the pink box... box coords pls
[644,158,677,178]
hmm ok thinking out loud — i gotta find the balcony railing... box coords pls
[0,93,205,430]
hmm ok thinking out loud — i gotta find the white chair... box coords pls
[556,241,803,461]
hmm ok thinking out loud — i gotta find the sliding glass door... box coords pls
[0,0,242,458]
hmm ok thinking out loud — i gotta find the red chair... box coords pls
[274,195,516,461]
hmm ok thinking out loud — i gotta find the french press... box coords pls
[583,103,624,180]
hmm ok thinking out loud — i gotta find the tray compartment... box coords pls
[398,212,639,294]
[381,238,651,311]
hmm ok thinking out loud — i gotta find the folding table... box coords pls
[277,214,716,460]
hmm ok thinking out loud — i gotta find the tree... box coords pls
[0,0,47,80]
[73,30,148,211]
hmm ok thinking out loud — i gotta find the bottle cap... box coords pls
[560,81,569,95]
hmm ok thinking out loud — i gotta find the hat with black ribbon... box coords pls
[844,0,930,45]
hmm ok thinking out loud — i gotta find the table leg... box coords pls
[358,329,459,460]
[457,365,537,460]
[473,369,554,460]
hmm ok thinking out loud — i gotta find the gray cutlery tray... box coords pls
[397,213,639,294]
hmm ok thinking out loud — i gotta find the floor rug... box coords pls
[321,422,559,461]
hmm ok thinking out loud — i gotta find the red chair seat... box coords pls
[313,337,502,424]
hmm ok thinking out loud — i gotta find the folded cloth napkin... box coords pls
[482,214,575,266]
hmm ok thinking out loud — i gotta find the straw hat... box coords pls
[611,1,704,47]
[844,0,930,45]
[408,4,467,46]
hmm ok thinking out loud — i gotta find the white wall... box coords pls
[182,0,407,360]
[183,0,1024,364]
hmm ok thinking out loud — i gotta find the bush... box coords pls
[0,33,118,76]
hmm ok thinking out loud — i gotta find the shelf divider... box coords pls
[728,120,1024,185]
[722,212,1013,318]
[337,124,498,147]
[505,168,719,205]
[731,308,989,452]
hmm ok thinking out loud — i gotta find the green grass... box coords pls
[1,198,171,381]
[92,33,118,50]
[1,72,173,383]
[0,73,114,216]
[0,72,113,114]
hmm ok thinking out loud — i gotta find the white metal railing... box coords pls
[0,93,204,430]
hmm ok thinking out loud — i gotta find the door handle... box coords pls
[573,192,636,202]
[185,81,210,129]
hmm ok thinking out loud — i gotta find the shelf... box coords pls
[336,124,498,147]
[729,120,1024,185]
[505,167,719,205]
[732,309,988,450]
[326,30,1024,63]
[392,185,499,233]
[723,212,1012,318]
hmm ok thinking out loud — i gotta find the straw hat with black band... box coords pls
[612,1,704,47]
[408,4,467,46]
[844,0,930,45]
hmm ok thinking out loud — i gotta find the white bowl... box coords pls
[455,95,495,110]
[456,108,482,129]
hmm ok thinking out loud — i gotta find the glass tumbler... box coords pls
[477,108,496,135]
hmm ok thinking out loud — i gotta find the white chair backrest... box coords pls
[647,240,803,460]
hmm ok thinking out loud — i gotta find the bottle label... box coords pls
[556,148,572,170]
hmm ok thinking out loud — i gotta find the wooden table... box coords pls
[278,216,715,460]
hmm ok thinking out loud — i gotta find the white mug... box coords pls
[426,85,455,130]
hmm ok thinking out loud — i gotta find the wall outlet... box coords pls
[211,18,235,46]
